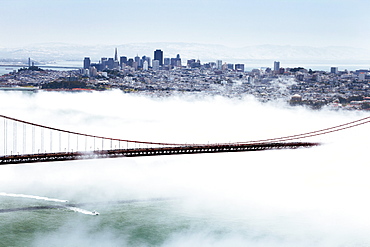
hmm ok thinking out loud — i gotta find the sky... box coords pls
[1,0,370,49]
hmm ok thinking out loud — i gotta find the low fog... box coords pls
[0,90,369,247]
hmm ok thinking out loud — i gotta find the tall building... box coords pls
[227,64,234,70]
[114,48,118,61]
[274,61,280,71]
[154,49,163,66]
[83,57,91,69]
[142,56,151,67]
[164,58,171,66]
[101,58,107,70]
[107,58,114,69]
[152,60,160,71]
[216,60,222,70]
[331,67,339,74]
[143,60,149,70]
[120,56,127,68]
[135,55,141,68]
[235,64,245,72]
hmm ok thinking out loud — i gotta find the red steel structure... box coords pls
[1,114,369,165]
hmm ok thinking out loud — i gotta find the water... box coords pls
[0,61,81,76]
[0,91,370,246]
[1,60,369,76]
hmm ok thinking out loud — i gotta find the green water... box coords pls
[0,198,248,247]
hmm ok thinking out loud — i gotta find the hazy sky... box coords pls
[1,0,370,49]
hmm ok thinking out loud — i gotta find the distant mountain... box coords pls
[0,42,369,64]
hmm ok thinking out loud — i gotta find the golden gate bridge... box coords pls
[0,114,369,165]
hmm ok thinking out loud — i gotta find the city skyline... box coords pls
[0,0,370,51]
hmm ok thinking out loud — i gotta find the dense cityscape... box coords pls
[1,48,370,110]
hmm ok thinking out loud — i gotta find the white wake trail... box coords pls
[66,207,99,215]
[0,192,68,203]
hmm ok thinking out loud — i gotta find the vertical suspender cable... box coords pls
[41,128,44,153]
[50,130,52,153]
[4,118,7,155]
[23,124,26,154]
[13,121,17,154]
[32,126,35,154]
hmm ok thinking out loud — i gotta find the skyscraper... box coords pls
[114,48,118,61]
[235,64,245,72]
[331,67,339,74]
[83,57,91,69]
[120,56,127,68]
[152,60,160,71]
[274,61,280,71]
[154,49,163,66]
[216,60,222,70]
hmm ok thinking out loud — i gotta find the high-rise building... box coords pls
[331,67,339,74]
[135,55,141,68]
[152,60,160,71]
[154,49,163,66]
[101,58,108,70]
[114,48,118,61]
[127,58,134,67]
[227,64,234,70]
[120,56,127,68]
[83,57,91,69]
[235,64,245,72]
[164,58,171,66]
[107,58,114,69]
[216,60,222,70]
[142,56,151,67]
[274,61,280,71]
[143,60,149,70]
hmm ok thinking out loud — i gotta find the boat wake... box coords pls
[66,207,99,215]
[0,192,68,203]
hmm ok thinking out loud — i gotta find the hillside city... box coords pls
[1,48,370,110]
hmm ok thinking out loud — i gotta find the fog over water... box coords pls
[0,90,369,247]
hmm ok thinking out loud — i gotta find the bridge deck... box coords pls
[0,142,320,165]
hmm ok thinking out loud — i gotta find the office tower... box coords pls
[187,59,196,67]
[28,58,31,67]
[152,60,160,71]
[154,49,163,66]
[107,58,114,69]
[143,60,149,70]
[176,54,181,67]
[227,64,234,70]
[216,60,222,70]
[120,56,127,68]
[235,64,245,72]
[171,54,181,67]
[274,61,280,71]
[331,67,339,74]
[83,57,91,69]
[164,58,170,66]
[127,58,134,67]
[135,55,141,68]
[144,56,151,67]
[114,48,118,61]
[101,58,108,70]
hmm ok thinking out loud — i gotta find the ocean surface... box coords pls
[0,91,370,247]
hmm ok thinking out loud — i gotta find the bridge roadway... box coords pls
[0,142,319,165]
